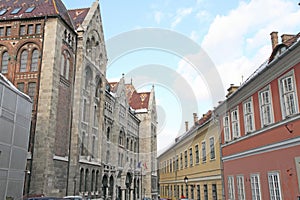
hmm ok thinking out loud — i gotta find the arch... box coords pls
[106,127,110,141]
[118,128,125,146]
[95,75,102,97]
[79,168,84,192]
[102,174,108,198]
[85,168,89,192]
[91,169,95,192]
[61,49,71,80]
[16,42,41,73]
[109,175,114,196]
[20,49,28,72]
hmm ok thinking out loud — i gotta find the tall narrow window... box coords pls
[195,144,199,164]
[35,24,41,34]
[17,83,24,92]
[92,135,96,158]
[197,185,200,200]
[82,99,87,122]
[210,137,215,160]
[30,49,39,71]
[203,184,208,200]
[184,151,187,167]
[259,86,273,126]
[93,105,98,127]
[20,25,26,35]
[180,153,183,169]
[223,114,231,142]
[237,175,245,200]
[84,67,92,90]
[20,50,28,72]
[228,176,235,200]
[231,108,240,138]
[6,26,11,36]
[189,148,193,166]
[268,172,282,200]
[106,127,110,141]
[175,155,179,170]
[212,184,217,200]
[28,82,36,106]
[80,132,85,156]
[1,51,9,73]
[244,98,255,133]
[28,24,34,34]
[250,174,261,200]
[280,74,297,118]
[0,27,4,36]
[202,141,206,162]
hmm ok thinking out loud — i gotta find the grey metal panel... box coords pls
[10,147,27,170]
[7,180,23,200]
[13,124,30,149]
[0,85,2,107]
[0,144,10,168]
[2,87,16,113]
[0,117,14,144]
[0,179,6,200]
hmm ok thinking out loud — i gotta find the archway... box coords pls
[102,174,108,198]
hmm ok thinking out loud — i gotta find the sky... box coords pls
[64,0,300,153]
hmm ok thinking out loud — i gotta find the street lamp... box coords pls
[184,176,188,185]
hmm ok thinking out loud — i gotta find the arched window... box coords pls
[91,170,95,192]
[84,67,92,90]
[106,127,110,141]
[85,169,89,192]
[119,130,124,146]
[79,168,84,192]
[30,49,39,72]
[61,50,71,80]
[1,51,8,73]
[20,50,28,72]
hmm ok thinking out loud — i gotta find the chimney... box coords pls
[270,31,278,49]
[226,84,239,98]
[193,113,198,124]
[281,34,295,43]
[185,121,189,132]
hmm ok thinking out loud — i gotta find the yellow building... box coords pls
[158,111,223,200]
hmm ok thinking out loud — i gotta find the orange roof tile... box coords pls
[68,8,89,29]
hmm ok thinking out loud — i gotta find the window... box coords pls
[35,24,41,34]
[92,135,96,158]
[228,176,235,200]
[259,86,273,126]
[61,50,71,80]
[180,153,183,169]
[268,172,282,200]
[25,7,35,13]
[212,184,217,200]
[203,184,208,200]
[20,50,28,72]
[231,108,240,138]
[0,9,7,16]
[250,174,261,200]
[209,137,215,160]
[169,158,172,172]
[30,49,39,71]
[6,26,11,36]
[279,73,298,118]
[17,83,24,92]
[244,98,255,133]
[189,148,193,166]
[0,27,4,36]
[176,155,179,170]
[1,51,9,73]
[237,175,245,200]
[20,25,26,35]
[82,99,87,122]
[84,67,92,90]
[119,130,124,146]
[28,82,36,104]
[202,141,206,162]
[223,113,231,142]
[28,24,34,34]
[80,132,85,156]
[197,185,200,200]
[184,150,187,167]
[11,7,21,14]
[94,106,98,127]
[195,144,199,164]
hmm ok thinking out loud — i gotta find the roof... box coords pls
[68,8,90,29]
[0,0,74,29]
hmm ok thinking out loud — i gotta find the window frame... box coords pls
[259,85,274,127]
[228,176,235,200]
[250,173,262,200]
[231,107,240,138]
[278,70,298,119]
[268,171,282,200]
[223,113,231,142]
[243,97,255,134]
[201,140,206,163]
[209,137,215,160]
[237,175,245,200]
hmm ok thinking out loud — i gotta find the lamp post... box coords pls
[183,176,194,199]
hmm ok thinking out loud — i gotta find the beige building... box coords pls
[158,111,223,200]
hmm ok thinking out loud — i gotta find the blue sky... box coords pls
[64,0,300,152]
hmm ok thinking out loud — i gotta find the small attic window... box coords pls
[25,7,35,13]
[0,9,7,16]
[11,7,22,14]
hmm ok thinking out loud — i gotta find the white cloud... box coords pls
[171,7,193,28]
[190,30,199,41]
[154,11,164,24]
[201,0,300,88]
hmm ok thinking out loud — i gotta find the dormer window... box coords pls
[274,46,287,59]
[11,7,22,15]
[0,9,7,16]
[25,7,35,13]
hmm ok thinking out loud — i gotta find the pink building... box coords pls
[215,32,300,199]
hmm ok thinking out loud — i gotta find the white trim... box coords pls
[223,136,300,161]
[258,85,274,127]
[53,155,68,162]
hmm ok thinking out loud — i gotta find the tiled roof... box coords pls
[0,0,74,29]
[108,82,118,93]
[129,91,150,110]
[68,8,89,29]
